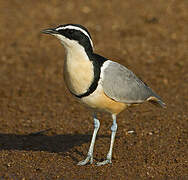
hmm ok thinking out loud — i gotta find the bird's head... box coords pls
[42,24,93,53]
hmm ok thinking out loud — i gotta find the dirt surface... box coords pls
[0,0,187,179]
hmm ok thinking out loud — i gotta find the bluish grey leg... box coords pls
[96,114,117,166]
[77,113,100,165]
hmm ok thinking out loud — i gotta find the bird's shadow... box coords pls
[0,130,109,155]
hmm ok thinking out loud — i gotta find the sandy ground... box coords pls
[0,0,187,179]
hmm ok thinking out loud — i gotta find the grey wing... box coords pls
[101,61,165,106]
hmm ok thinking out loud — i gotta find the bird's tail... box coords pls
[147,93,166,108]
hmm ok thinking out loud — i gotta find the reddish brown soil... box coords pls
[0,0,187,179]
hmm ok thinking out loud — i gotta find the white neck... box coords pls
[60,36,94,95]
[64,41,89,61]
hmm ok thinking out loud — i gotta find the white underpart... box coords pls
[56,25,93,48]
[55,33,94,95]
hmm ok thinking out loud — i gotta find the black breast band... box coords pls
[71,53,107,98]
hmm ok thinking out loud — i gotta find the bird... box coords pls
[42,24,166,166]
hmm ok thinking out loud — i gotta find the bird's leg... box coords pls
[77,113,100,165]
[96,114,117,166]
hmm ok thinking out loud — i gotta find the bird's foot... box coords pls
[77,155,93,166]
[96,159,112,166]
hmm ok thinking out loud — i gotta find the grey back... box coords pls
[102,61,159,104]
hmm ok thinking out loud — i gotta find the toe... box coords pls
[77,155,93,166]
[96,159,112,166]
[77,160,88,166]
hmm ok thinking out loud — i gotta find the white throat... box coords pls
[54,34,89,59]
[57,34,94,95]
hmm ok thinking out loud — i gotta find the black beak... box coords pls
[41,28,59,35]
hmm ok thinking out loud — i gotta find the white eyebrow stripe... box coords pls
[56,25,93,48]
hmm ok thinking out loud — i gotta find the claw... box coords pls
[96,159,112,166]
[77,155,93,166]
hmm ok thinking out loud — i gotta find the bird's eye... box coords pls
[69,29,74,34]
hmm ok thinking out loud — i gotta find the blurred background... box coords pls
[0,0,187,179]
